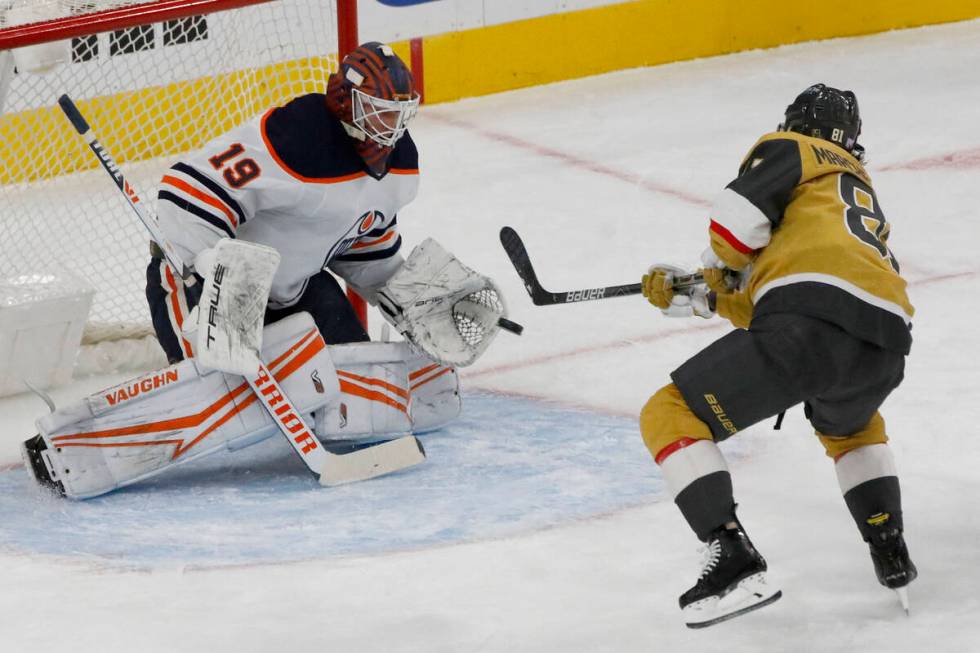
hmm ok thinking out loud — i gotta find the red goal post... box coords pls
[0,0,366,344]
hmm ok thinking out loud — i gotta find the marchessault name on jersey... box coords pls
[708,130,913,354]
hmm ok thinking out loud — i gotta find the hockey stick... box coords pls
[499,226,704,306]
[58,94,425,486]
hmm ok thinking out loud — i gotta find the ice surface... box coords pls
[0,392,686,568]
[2,19,980,652]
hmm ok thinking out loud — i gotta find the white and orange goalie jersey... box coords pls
[156,92,419,308]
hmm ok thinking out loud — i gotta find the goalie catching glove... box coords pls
[377,238,509,367]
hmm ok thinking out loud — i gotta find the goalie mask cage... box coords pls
[0,0,357,342]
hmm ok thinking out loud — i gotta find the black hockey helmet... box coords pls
[779,84,863,159]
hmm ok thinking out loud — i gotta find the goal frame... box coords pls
[0,0,368,328]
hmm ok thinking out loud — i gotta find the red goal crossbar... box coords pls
[1,0,368,329]
[1,0,358,60]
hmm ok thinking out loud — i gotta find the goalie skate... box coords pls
[680,525,782,629]
[21,434,63,496]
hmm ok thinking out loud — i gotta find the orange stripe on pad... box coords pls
[268,328,319,370]
[409,363,440,381]
[337,370,409,400]
[53,381,251,442]
[339,379,408,414]
[161,174,238,228]
[410,367,453,392]
[53,329,327,458]
[275,334,326,383]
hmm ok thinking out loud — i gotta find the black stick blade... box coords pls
[499,226,553,305]
[499,226,657,306]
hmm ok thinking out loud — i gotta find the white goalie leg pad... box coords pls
[406,351,461,434]
[34,313,339,499]
[314,341,461,442]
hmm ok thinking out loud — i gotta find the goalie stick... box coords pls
[499,226,704,306]
[58,94,425,486]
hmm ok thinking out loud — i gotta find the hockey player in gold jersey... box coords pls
[639,84,916,628]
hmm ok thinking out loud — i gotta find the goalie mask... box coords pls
[327,42,420,176]
[779,83,864,161]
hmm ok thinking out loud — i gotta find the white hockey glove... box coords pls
[644,263,713,319]
[377,238,507,367]
[666,286,713,318]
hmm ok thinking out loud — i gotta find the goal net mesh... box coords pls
[0,0,339,341]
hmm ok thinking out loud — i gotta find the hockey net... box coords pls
[0,0,346,367]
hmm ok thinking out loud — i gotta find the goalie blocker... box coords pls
[22,312,460,499]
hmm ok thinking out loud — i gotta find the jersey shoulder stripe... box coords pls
[171,162,246,226]
[729,136,802,226]
[158,190,235,239]
[160,174,239,229]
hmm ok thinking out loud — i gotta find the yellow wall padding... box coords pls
[7,1,980,180]
[420,0,980,103]
[1,57,332,184]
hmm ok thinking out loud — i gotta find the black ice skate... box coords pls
[866,517,917,614]
[680,524,782,629]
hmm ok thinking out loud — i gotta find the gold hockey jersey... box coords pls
[708,131,913,354]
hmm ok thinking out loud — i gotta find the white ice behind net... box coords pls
[0,0,338,341]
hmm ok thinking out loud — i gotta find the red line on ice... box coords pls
[467,269,977,384]
[427,113,712,208]
[430,111,980,196]
[877,146,980,172]
[464,321,724,381]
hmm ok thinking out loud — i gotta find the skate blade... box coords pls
[894,586,910,615]
[684,573,782,629]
